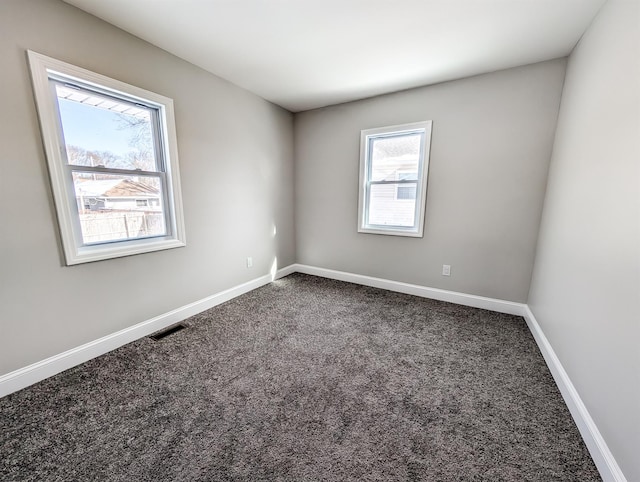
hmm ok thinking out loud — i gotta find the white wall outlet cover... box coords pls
[442,264,451,276]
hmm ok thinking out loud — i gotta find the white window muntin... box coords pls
[358,121,432,237]
[28,51,186,265]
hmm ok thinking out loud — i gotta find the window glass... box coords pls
[368,183,417,227]
[72,172,166,244]
[56,84,158,172]
[29,51,186,264]
[358,121,432,237]
[369,134,421,182]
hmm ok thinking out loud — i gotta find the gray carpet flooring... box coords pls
[0,273,600,481]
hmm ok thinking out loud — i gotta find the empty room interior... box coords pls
[0,0,638,480]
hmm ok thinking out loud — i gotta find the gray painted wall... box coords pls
[294,60,566,302]
[528,0,640,480]
[0,0,295,375]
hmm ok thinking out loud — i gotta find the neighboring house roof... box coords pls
[75,179,159,198]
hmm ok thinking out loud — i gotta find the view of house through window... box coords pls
[28,51,186,265]
[358,121,432,237]
[56,83,168,244]
[367,134,422,227]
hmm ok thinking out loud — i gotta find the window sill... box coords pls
[67,237,186,265]
[358,226,424,238]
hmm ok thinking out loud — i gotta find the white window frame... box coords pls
[357,121,432,237]
[28,51,186,265]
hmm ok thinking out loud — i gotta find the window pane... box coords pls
[367,183,417,228]
[55,83,158,172]
[73,172,166,244]
[369,133,421,182]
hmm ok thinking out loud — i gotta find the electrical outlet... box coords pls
[442,264,451,276]
[246,257,253,268]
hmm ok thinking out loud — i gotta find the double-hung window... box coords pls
[28,51,186,265]
[358,121,432,237]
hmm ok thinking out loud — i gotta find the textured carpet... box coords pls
[0,274,600,481]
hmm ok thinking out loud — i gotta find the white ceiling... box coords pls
[63,0,606,112]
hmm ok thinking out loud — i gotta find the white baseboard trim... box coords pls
[523,306,627,482]
[293,264,526,316]
[0,265,295,398]
[274,263,297,278]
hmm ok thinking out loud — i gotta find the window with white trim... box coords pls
[28,51,186,265]
[358,121,432,237]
